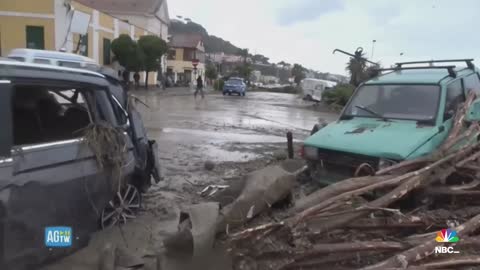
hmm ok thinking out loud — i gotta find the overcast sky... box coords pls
[168,0,480,75]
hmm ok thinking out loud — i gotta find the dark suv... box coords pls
[0,60,161,270]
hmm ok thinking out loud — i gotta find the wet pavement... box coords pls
[42,89,337,270]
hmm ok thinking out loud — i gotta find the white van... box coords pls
[8,48,99,69]
[301,78,337,102]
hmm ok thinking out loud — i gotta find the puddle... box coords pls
[200,144,260,162]
[160,127,289,143]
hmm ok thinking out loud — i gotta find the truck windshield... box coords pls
[343,84,440,121]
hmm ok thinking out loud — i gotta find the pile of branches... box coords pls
[227,92,480,269]
[82,121,128,193]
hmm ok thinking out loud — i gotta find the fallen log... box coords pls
[361,212,480,269]
[307,215,426,231]
[424,186,480,196]
[294,241,409,260]
[421,256,480,269]
[292,175,390,213]
[376,92,477,177]
[441,91,477,150]
[279,250,389,270]
[294,141,479,230]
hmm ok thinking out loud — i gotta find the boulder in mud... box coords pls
[204,160,215,171]
[273,150,288,160]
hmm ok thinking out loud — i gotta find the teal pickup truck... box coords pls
[303,59,480,184]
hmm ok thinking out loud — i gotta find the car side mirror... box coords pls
[466,98,480,122]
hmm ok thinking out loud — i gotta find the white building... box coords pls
[206,52,243,63]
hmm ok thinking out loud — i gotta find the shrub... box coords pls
[322,84,355,106]
[214,79,225,91]
[282,86,297,93]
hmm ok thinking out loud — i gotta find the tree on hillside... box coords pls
[292,63,307,86]
[235,64,253,85]
[277,61,288,69]
[138,35,168,89]
[237,48,249,63]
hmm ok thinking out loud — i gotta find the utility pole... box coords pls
[371,39,377,60]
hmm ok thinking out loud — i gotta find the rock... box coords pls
[98,243,116,270]
[273,150,288,160]
[204,160,215,171]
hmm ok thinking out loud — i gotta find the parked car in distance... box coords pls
[302,59,480,185]
[8,48,100,69]
[0,60,160,270]
[223,77,247,96]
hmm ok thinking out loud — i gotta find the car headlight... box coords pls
[304,146,318,160]
[378,158,398,170]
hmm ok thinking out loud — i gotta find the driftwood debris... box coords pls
[226,93,480,269]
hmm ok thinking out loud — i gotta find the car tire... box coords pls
[242,92,246,96]
[223,92,226,96]
[228,92,232,96]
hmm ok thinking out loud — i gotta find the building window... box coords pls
[58,61,82,68]
[103,38,111,65]
[78,34,88,56]
[168,49,176,60]
[183,48,195,61]
[33,58,51,65]
[26,26,45,49]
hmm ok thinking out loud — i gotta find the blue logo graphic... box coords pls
[45,226,72,247]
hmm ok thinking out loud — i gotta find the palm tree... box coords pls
[237,48,249,64]
[346,51,367,87]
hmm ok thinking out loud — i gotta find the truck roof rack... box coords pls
[396,59,474,70]
[374,65,457,78]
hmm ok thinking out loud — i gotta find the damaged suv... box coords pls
[0,60,160,269]
[303,59,480,184]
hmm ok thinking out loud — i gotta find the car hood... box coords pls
[304,118,440,160]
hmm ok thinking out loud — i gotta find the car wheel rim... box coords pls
[101,184,141,229]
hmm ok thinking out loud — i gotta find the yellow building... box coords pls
[0,0,170,85]
[167,34,206,85]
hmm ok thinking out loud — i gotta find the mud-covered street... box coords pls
[42,89,337,270]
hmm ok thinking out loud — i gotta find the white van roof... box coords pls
[302,78,337,86]
[8,48,98,65]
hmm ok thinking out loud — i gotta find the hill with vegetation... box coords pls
[170,20,241,54]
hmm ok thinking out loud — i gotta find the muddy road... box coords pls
[42,89,337,270]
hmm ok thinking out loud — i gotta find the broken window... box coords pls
[445,80,465,120]
[13,86,91,146]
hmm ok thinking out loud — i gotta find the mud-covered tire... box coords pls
[100,184,142,229]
